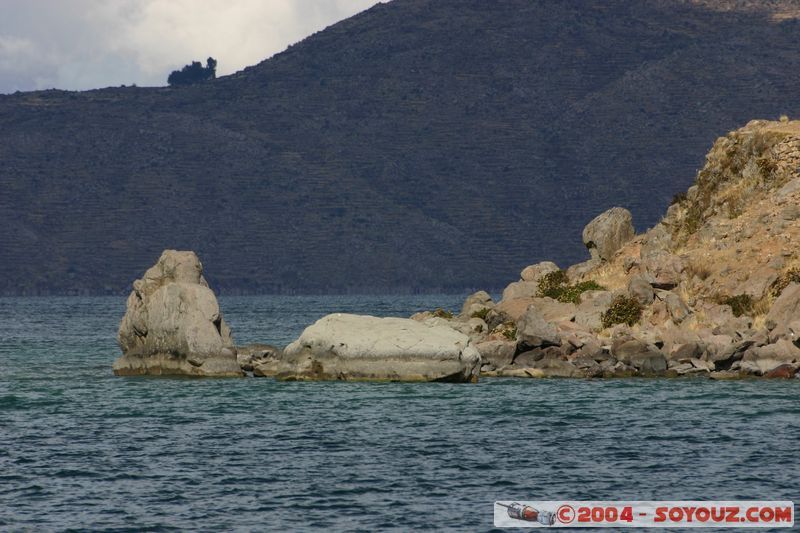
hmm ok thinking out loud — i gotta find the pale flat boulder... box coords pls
[278,314,481,382]
[113,250,241,377]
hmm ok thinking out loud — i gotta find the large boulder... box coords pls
[582,207,635,262]
[516,305,560,349]
[475,340,516,369]
[278,314,481,382]
[766,283,800,341]
[113,250,241,377]
[740,340,800,375]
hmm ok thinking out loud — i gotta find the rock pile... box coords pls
[427,120,800,380]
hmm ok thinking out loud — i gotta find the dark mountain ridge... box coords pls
[1,0,799,295]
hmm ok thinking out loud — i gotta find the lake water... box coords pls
[0,296,798,532]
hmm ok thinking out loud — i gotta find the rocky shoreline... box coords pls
[113,119,800,381]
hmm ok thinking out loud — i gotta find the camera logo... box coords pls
[496,502,556,526]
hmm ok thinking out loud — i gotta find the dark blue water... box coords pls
[0,296,797,532]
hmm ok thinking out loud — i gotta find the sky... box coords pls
[0,0,380,94]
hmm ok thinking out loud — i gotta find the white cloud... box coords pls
[0,0,379,93]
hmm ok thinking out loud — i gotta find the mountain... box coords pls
[1,0,799,295]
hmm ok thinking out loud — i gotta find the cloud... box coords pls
[0,0,379,93]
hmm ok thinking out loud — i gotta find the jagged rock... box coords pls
[669,342,702,361]
[742,266,779,299]
[701,303,736,327]
[712,316,753,339]
[460,290,494,318]
[765,283,800,341]
[640,224,673,255]
[740,339,800,375]
[475,340,516,369]
[574,290,613,331]
[277,314,481,382]
[516,306,560,349]
[627,351,668,374]
[611,338,666,373]
[574,339,606,361]
[557,320,597,349]
[238,343,282,373]
[641,250,684,289]
[520,261,560,283]
[628,276,655,306]
[113,250,241,377]
[582,207,635,262]
[655,290,690,324]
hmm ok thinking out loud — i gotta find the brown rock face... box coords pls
[113,250,242,377]
[764,364,797,379]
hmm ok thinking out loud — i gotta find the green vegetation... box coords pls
[432,308,454,319]
[470,307,490,320]
[168,57,217,86]
[501,324,517,341]
[771,268,800,298]
[601,295,643,328]
[537,270,605,304]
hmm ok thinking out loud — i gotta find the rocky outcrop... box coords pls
[113,250,242,377]
[444,119,800,380]
[277,314,481,382]
[582,207,635,262]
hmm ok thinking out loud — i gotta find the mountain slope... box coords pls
[1,0,799,294]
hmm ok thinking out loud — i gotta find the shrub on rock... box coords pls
[601,295,643,328]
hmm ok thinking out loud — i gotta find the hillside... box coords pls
[1,0,800,295]
[423,119,800,379]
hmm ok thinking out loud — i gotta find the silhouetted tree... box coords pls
[168,57,217,86]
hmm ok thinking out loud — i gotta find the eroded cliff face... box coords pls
[442,119,800,379]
